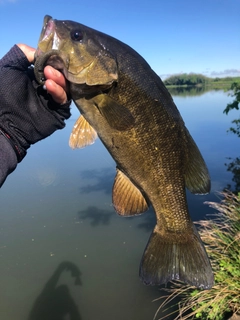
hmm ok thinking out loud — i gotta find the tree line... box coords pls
[163,73,240,87]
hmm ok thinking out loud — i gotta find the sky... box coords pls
[0,0,239,79]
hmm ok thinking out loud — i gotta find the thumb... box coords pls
[17,44,36,63]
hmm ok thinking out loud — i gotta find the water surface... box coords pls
[0,88,237,320]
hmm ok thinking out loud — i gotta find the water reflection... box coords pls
[29,165,59,187]
[167,85,227,97]
[78,206,113,226]
[0,87,237,320]
[28,261,82,320]
[136,208,156,232]
[168,85,208,97]
[79,168,114,194]
[78,202,156,231]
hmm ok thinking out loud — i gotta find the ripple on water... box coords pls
[30,166,60,187]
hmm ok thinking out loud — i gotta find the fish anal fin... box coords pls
[69,115,98,149]
[183,129,211,194]
[139,223,214,289]
[112,169,149,216]
[94,94,135,131]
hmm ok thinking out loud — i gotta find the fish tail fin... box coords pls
[139,224,214,289]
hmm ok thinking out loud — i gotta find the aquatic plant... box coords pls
[154,191,240,320]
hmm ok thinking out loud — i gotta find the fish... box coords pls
[34,15,214,289]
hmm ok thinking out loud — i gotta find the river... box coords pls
[0,87,238,320]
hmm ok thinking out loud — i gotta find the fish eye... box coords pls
[70,29,83,42]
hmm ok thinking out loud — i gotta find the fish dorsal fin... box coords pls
[69,115,98,149]
[94,94,135,131]
[183,129,211,194]
[112,169,149,216]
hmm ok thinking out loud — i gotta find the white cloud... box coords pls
[210,69,240,77]
[160,69,240,80]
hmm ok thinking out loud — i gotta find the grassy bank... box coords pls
[155,192,240,320]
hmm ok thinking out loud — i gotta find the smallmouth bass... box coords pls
[34,15,213,289]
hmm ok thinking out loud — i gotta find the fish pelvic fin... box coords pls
[139,224,214,289]
[183,129,211,194]
[113,169,149,216]
[69,115,98,149]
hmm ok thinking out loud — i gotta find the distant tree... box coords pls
[223,82,240,137]
[164,73,209,86]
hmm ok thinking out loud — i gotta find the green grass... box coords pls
[154,192,240,320]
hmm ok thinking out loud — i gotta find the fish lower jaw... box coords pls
[34,50,69,85]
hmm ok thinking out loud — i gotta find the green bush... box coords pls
[223,83,240,137]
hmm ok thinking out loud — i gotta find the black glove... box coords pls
[0,45,71,162]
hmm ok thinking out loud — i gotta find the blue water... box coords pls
[0,89,237,320]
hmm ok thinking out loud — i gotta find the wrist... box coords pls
[0,134,17,187]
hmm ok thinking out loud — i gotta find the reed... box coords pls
[154,191,240,320]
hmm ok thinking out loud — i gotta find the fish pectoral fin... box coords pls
[139,223,214,289]
[183,129,211,194]
[112,169,149,216]
[69,115,98,149]
[94,94,135,131]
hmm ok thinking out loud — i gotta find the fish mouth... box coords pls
[34,50,69,84]
[34,15,69,84]
[34,15,118,87]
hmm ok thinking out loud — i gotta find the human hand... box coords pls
[0,44,71,163]
[17,44,68,104]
